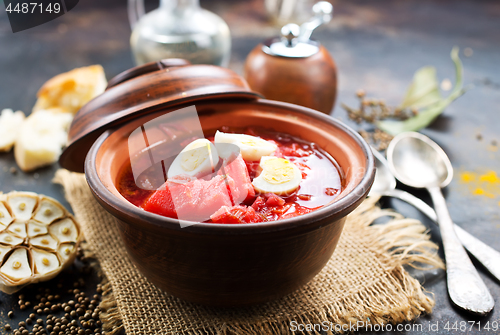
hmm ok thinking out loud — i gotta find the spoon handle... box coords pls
[383,189,437,221]
[383,189,500,282]
[427,186,494,315]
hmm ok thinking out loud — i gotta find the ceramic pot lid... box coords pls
[59,59,261,172]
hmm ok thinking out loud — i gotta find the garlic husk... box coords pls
[0,192,82,293]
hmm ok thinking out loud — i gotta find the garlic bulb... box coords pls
[0,191,82,293]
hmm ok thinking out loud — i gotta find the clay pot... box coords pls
[62,61,374,306]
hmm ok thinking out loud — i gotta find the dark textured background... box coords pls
[0,0,499,334]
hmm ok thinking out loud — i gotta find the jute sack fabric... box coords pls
[54,170,444,335]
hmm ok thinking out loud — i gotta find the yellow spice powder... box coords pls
[459,170,500,205]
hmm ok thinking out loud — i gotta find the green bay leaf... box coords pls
[378,47,465,135]
[399,66,442,109]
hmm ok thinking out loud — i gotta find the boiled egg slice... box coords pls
[252,156,302,195]
[214,131,277,161]
[167,138,219,179]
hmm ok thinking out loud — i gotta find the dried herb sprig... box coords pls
[342,90,418,124]
[342,47,468,142]
[378,47,467,135]
[358,128,394,151]
[341,90,413,150]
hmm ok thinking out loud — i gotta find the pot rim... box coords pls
[85,99,375,234]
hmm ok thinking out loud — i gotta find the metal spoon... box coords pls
[387,132,494,315]
[370,147,500,283]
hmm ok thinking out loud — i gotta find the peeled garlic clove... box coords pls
[7,192,38,222]
[0,232,24,246]
[32,197,64,225]
[27,221,48,237]
[0,245,12,263]
[49,218,78,243]
[0,202,13,227]
[0,248,31,282]
[30,234,58,251]
[32,248,60,276]
[7,222,27,238]
[58,243,75,263]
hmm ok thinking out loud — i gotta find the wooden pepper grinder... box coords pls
[244,2,337,114]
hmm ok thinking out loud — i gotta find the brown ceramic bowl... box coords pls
[84,98,375,307]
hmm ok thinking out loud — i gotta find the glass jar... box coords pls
[129,0,231,67]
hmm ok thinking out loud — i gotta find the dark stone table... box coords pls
[0,0,499,334]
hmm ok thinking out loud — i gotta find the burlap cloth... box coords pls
[54,170,444,335]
